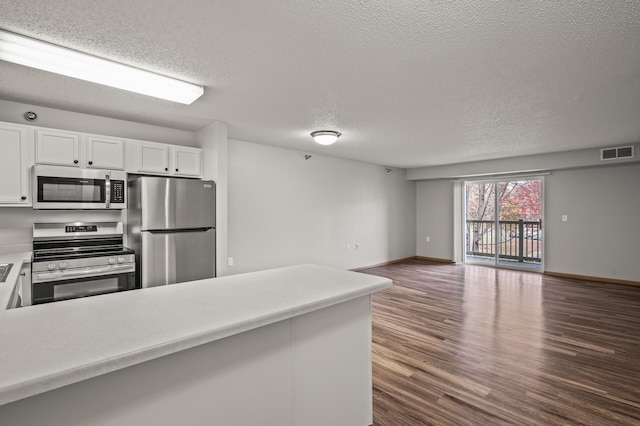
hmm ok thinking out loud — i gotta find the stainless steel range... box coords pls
[31,222,136,305]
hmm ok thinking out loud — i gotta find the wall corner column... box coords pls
[195,121,229,276]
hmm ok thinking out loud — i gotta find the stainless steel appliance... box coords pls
[31,222,135,304]
[127,176,215,288]
[33,165,126,209]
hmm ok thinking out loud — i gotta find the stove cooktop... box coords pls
[32,246,135,263]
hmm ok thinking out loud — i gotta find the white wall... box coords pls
[0,101,195,254]
[0,99,194,146]
[195,122,229,276]
[0,102,417,274]
[415,163,640,282]
[0,209,123,254]
[227,140,416,273]
[407,143,640,180]
[416,180,454,260]
[545,163,640,281]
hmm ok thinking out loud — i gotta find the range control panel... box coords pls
[65,225,98,233]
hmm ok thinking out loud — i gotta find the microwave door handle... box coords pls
[105,173,111,209]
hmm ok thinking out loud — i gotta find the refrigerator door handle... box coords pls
[146,227,213,234]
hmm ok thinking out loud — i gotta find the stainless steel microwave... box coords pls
[33,165,127,209]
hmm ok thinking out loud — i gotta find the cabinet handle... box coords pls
[165,167,168,172]
[175,168,179,172]
[74,160,79,164]
[88,161,93,165]
[20,272,26,277]
[21,196,27,200]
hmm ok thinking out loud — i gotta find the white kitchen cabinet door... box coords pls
[0,123,30,205]
[136,141,170,174]
[35,129,80,167]
[86,136,124,170]
[172,146,202,177]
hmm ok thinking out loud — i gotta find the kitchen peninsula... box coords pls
[0,263,391,425]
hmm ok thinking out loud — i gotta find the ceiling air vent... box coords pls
[601,146,634,161]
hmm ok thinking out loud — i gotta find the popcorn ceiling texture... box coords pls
[1,1,639,168]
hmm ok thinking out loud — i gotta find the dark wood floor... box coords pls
[361,259,640,426]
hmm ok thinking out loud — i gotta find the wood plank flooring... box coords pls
[361,259,640,425]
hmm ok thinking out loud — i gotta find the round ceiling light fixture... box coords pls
[311,130,341,145]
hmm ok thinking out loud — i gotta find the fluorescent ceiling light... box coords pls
[0,29,204,104]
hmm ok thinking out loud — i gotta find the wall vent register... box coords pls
[601,146,634,161]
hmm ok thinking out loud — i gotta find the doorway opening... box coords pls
[464,178,543,271]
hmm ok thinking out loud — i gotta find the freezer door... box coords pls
[141,229,216,288]
[139,177,215,230]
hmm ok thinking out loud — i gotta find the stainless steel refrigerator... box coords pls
[127,176,215,288]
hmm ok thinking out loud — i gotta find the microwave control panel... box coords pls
[111,180,125,203]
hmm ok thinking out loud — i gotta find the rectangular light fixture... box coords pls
[0,29,204,104]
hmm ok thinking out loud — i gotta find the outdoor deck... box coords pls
[466,254,542,271]
[466,219,542,271]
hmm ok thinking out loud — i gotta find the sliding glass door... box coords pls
[465,178,543,270]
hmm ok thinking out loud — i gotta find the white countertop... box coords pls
[0,263,391,406]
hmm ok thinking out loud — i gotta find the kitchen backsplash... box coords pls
[0,208,124,254]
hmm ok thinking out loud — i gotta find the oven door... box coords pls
[31,265,135,304]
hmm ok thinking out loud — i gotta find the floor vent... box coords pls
[601,146,634,161]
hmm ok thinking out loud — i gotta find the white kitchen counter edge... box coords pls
[0,264,391,407]
[0,252,31,309]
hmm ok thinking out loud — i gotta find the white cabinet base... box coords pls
[0,297,373,426]
[293,295,373,426]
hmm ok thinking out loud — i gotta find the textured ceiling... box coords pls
[1,1,639,168]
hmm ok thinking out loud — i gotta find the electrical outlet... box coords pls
[346,243,350,250]
[227,257,234,267]
[562,215,568,222]
[426,236,430,243]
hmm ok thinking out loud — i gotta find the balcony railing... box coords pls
[466,219,542,263]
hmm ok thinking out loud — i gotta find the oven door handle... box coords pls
[32,264,134,283]
[105,173,111,209]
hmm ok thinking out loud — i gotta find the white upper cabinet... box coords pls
[136,141,170,174]
[36,129,125,170]
[133,141,202,178]
[86,135,124,170]
[8,123,203,182]
[35,129,80,167]
[172,146,202,177]
[0,122,30,205]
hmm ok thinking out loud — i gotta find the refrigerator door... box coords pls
[141,229,215,288]
[138,177,215,230]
